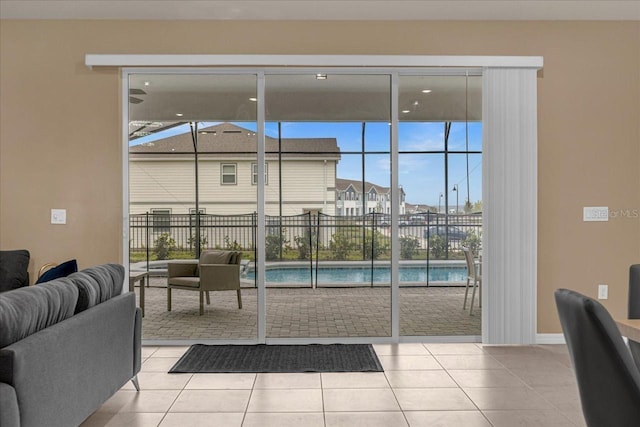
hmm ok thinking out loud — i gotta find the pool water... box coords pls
[245,266,467,283]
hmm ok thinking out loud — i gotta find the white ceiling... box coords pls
[1,0,639,21]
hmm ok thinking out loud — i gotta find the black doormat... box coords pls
[169,344,383,373]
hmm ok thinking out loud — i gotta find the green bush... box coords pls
[224,235,242,251]
[265,232,288,261]
[153,233,176,260]
[399,235,421,259]
[461,229,482,255]
[187,235,208,252]
[293,230,314,260]
[364,229,389,260]
[329,231,353,260]
[428,234,448,259]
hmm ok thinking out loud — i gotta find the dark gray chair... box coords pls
[628,264,640,370]
[555,288,640,427]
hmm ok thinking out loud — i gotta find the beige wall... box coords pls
[1,20,638,333]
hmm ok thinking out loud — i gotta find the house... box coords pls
[336,178,406,216]
[129,122,340,216]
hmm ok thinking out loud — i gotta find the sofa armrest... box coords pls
[200,264,240,291]
[167,262,198,278]
[0,382,20,427]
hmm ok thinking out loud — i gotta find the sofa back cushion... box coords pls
[0,249,30,293]
[67,264,125,313]
[0,281,78,347]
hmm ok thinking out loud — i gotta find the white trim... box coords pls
[121,70,130,284]
[391,73,399,339]
[256,72,266,343]
[536,334,566,345]
[87,54,542,69]
[482,68,538,344]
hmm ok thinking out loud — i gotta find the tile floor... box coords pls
[81,343,586,427]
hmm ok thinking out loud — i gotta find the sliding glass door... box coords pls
[126,68,482,343]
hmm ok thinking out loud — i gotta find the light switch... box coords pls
[583,207,608,222]
[51,209,66,224]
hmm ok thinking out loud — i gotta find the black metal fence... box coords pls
[130,212,482,262]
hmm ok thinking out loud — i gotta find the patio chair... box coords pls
[555,288,640,427]
[462,246,481,315]
[167,250,242,315]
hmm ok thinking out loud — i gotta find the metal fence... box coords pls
[130,212,482,261]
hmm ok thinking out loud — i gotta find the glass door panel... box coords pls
[264,74,392,338]
[128,73,258,340]
[398,74,482,337]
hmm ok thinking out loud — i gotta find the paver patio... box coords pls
[138,277,481,340]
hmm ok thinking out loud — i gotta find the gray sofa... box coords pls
[0,264,141,427]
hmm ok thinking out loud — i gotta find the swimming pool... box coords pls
[245,265,467,284]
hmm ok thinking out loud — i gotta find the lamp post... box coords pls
[452,184,458,214]
[438,192,443,214]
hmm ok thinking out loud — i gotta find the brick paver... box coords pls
[138,278,481,340]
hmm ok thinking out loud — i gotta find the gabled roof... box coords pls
[336,178,390,194]
[129,122,340,158]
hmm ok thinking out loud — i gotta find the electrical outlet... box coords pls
[598,284,608,300]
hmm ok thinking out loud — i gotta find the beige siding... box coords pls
[130,158,337,215]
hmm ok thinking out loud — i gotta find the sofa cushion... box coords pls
[0,281,78,347]
[66,264,125,313]
[0,250,30,293]
[35,259,78,284]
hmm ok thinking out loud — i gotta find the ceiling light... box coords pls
[175,113,183,117]
[401,110,410,114]
[316,74,328,80]
[144,81,150,86]
[421,89,432,93]
[249,97,257,102]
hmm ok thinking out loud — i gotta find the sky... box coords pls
[130,121,482,207]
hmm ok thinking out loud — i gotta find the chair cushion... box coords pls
[200,251,233,265]
[0,250,30,292]
[0,281,78,347]
[35,259,78,284]
[168,277,200,288]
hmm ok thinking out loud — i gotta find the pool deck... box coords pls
[137,277,481,341]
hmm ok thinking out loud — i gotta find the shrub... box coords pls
[265,232,288,261]
[364,229,389,260]
[187,235,208,252]
[329,231,353,260]
[428,234,448,259]
[461,229,482,255]
[224,235,242,251]
[293,229,314,260]
[153,233,176,260]
[399,235,421,259]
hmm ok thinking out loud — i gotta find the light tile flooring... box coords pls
[81,343,586,427]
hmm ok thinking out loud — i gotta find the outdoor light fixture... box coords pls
[315,73,328,80]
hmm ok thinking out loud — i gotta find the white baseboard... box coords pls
[536,333,566,344]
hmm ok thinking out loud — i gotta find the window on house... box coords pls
[221,163,237,185]
[251,162,268,185]
[151,209,171,232]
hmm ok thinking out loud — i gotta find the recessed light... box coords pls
[176,113,183,117]
[316,74,328,80]
[249,97,257,102]
[144,81,150,86]
[421,89,432,93]
[401,110,411,114]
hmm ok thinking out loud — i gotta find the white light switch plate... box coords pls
[583,207,608,222]
[51,209,66,224]
[598,284,608,300]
